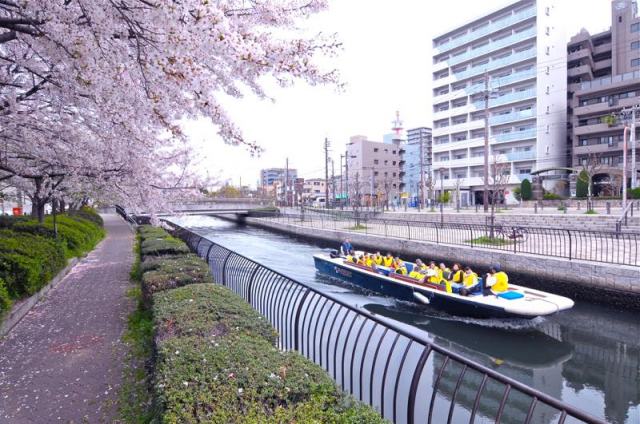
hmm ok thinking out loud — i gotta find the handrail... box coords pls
[616,200,636,233]
[167,221,606,424]
[259,212,639,267]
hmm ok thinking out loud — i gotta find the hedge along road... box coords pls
[0,214,134,423]
[170,214,640,424]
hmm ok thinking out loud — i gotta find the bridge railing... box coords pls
[169,223,605,424]
[258,213,639,267]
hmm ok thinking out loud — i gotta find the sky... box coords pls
[184,0,612,188]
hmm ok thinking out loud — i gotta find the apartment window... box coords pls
[374,159,379,165]
[545,26,550,35]
[632,22,640,32]
[384,160,388,165]
[392,184,397,188]
[374,148,379,152]
[392,161,396,165]
[632,58,640,67]
[545,6,550,15]
[374,171,379,176]
[518,168,531,174]
[632,41,640,50]
[545,46,550,55]
[392,150,396,154]
[392,172,397,177]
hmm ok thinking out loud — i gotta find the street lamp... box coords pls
[439,167,446,224]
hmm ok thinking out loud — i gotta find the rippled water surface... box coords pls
[170,215,640,424]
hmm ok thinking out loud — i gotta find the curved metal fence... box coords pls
[257,213,639,267]
[170,223,605,424]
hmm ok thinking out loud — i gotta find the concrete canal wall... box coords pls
[379,211,640,232]
[242,217,640,311]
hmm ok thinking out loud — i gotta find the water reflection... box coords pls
[170,215,640,424]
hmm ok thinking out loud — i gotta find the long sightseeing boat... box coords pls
[313,251,574,319]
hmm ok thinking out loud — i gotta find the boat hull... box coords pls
[314,256,537,319]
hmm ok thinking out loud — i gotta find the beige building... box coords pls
[302,178,326,203]
[568,0,640,195]
[346,135,403,207]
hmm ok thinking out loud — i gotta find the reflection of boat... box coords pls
[364,304,574,369]
[314,253,574,319]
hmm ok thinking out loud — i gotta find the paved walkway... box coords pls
[0,214,134,423]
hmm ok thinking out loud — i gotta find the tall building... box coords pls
[431,0,567,205]
[346,135,402,206]
[259,168,297,187]
[402,127,433,206]
[567,0,640,196]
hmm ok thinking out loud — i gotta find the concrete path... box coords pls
[0,214,134,423]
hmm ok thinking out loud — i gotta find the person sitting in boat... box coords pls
[484,265,509,295]
[374,252,383,266]
[414,259,427,272]
[383,252,394,267]
[340,239,353,256]
[426,262,442,284]
[365,253,374,267]
[439,263,451,280]
[356,255,366,266]
[408,263,425,280]
[345,252,355,263]
[393,257,407,275]
[449,263,463,284]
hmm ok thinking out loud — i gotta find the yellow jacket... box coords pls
[408,270,423,280]
[463,272,478,287]
[428,268,442,284]
[383,256,393,267]
[450,270,463,283]
[374,256,383,266]
[365,257,373,267]
[492,271,509,292]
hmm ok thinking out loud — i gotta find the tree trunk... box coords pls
[30,177,46,223]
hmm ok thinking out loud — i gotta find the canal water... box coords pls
[171,215,639,424]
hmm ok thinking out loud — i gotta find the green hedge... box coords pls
[132,226,385,423]
[139,225,190,258]
[0,210,104,317]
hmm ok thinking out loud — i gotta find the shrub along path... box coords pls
[0,214,133,423]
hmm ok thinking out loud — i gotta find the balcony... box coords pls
[434,7,536,54]
[492,67,536,87]
[573,142,622,155]
[447,26,536,67]
[432,136,485,152]
[573,95,639,116]
[433,155,485,168]
[474,88,536,109]
[506,150,536,161]
[492,128,537,143]
[579,69,640,92]
[568,64,593,79]
[489,108,536,125]
[567,48,591,63]
[573,122,617,136]
[452,48,536,82]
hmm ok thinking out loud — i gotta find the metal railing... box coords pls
[616,201,638,233]
[169,223,605,424]
[258,213,639,267]
[115,205,137,226]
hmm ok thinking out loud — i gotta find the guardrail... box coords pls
[168,223,605,424]
[115,205,137,226]
[259,213,639,267]
[616,201,638,233]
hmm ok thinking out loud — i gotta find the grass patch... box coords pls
[467,236,515,246]
[345,224,367,231]
[584,209,598,215]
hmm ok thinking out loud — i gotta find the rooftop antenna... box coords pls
[391,110,403,137]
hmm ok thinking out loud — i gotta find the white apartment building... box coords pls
[431,0,567,204]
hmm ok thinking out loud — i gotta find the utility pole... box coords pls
[483,71,491,213]
[419,133,425,211]
[284,158,288,207]
[631,105,637,189]
[331,158,336,207]
[345,149,350,208]
[340,154,344,208]
[324,138,330,209]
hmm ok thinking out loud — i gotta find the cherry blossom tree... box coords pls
[0,0,340,220]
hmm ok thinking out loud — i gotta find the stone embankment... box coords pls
[243,217,640,311]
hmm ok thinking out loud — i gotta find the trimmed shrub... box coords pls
[69,206,104,227]
[140,236,190,258]
[152,284,277,345]
[630,187,640,199]
[0,278,12,316]
[543,192,563,200]
[154,335,384,423]
[152,285,384,423]
[520,179,532,201]
[0,230,67,297]
[141,255,211,299]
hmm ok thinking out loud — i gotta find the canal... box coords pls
[171,215,639,424]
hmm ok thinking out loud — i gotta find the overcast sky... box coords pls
[184,0,612,188]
